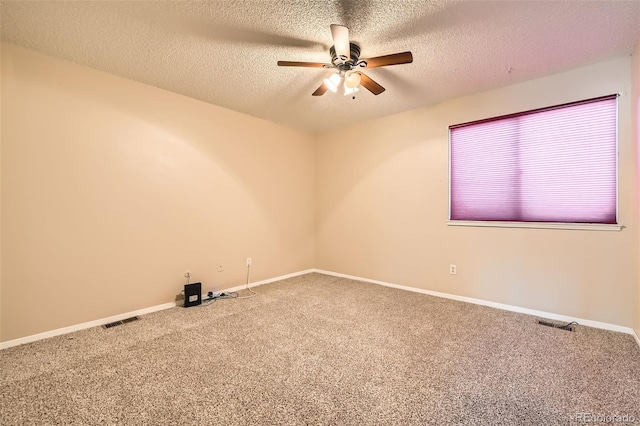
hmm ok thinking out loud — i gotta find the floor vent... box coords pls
[103,316,140,329]
[537,319,575,332]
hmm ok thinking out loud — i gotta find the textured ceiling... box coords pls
[2,1,640,133]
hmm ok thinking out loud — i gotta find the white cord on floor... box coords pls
[237,264,257,299]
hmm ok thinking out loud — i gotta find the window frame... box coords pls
[447,94,621,231]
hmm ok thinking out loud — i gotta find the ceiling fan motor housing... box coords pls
[330,43,361,71]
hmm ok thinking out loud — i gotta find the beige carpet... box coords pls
[1,273,639,425]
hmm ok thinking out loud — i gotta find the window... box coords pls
[449,95,618,226]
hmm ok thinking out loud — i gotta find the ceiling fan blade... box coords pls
[312,83,329,96]
[330,24,350,61]
[277,61,328,68]
[359,72,385,95]
[361,52,413,68]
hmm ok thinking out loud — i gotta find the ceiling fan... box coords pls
[277,24,413,97]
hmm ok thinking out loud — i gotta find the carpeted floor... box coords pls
[1,273,639,425]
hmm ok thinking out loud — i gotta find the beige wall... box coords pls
[0,44,316,342]
[2,41,638,343]
[316,57,635,327]
[0,45,3,343]
[633,41,640,337]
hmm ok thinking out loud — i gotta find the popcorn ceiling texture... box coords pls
[0,274,638,425]
[1,1,639,132]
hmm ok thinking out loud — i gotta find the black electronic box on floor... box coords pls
[184,282,202,307]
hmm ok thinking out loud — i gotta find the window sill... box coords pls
[447,220,622,231]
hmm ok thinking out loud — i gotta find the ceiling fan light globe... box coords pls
[345,71,361,89]
[344,84,359,96]
[324,73,341,92]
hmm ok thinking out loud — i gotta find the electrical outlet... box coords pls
[449,264,457,275]
[184,270,191,278]
[217,264,224,272]
[246,257,252,267]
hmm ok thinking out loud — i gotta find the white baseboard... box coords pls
[0,302,177,350]
[4,268,638,351]
[0,269,315,351]
[313,269,638,339]
[220,269,315,294]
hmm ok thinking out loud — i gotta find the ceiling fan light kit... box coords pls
[277,24,413,97]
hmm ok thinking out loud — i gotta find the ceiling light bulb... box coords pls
[344,71,361,89]
[324,73,341,93]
